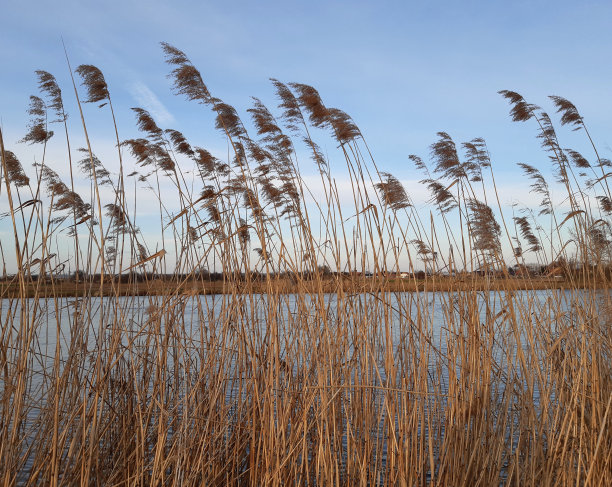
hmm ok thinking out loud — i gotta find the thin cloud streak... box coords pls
[129,82,175,125]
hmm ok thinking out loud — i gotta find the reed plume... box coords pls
[467,198,502,255]
[326,107,361,144]
[422,178,457,214]
[498,90,538,122]
[597,196,612,214]
[409,154,427,172]
[375,172,410,211]
[302,136,328,172]
[136,242,148,261]
[40,165,91,220]
[536,112,565,162]
[513,215,542,252]
[289,82,330,129]
[411,238,433,257]
[213,101,247,140]
[549,95,583,129]
[246,139,273,167]
[288,82,360,144]
[75,65,109,105]
[430,131,464,180]
[132,107,164,141]
[3,150,30,187]
[161,42,211,104]
[270,78,304,133]
[248,98,285,141]
[122,138,175,173]
[122,138,152,165]
[462,137,491,182]
[165,128,194,157]
[248,97,293,162]
[238,217,250,246]
[21,95,53,144]
[35,70,66,122]
[77,148,112,185]
[517,162,552,215]
[105,203,129,234]
[260,178,284,209]
[193,147,227,176]
[566,149,591,169]
[230,140,247,168]
[242,187,264,218]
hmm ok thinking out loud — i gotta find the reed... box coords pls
[0,44,610,486]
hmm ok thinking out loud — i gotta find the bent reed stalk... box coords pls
[0,45,611,486]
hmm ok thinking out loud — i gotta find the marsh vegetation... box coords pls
[0,43,610,485]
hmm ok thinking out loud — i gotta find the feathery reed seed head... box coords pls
[21,96,53,144]
[132,107,164,141]
[161,42,211,104]
[35,70,65,121]
[375,172,410,211]
[549,95,583,130]
[75,65,109,104]
[3,151,30,187]
[499,90,539,122]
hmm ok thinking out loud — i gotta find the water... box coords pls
[1,288,609,483]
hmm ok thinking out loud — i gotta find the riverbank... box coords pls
[1,275,604,298]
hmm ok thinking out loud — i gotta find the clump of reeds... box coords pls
[0,43,610,487]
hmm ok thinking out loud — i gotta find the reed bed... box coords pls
[0,44,610,486]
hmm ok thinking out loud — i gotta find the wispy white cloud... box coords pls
[129,82,175,125]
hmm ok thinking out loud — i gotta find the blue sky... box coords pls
[1,0,611,271]
[3,0,611,163]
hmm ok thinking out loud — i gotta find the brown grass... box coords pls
[0,44,610,486]
[0,275,599,299]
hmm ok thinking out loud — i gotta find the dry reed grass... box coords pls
[0,44,610,486]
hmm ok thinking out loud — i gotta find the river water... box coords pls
[1,287,609,483]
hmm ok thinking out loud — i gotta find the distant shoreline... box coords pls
[1,276,607,299]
